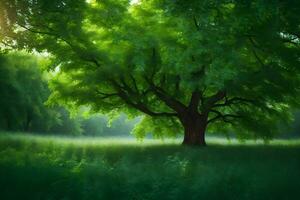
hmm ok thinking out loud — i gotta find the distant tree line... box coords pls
[0,52,137,136]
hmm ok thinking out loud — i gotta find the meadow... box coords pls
[0,133,300,200]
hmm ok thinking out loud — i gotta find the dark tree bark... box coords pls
[24,111,32,132]
[179,112,208,146]
[6,118,11,130]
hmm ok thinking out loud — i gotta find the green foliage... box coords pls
[0,134,300,200]
[284,111,300,138]
[47,107,83,135]
[0,52,137,136]
[81,114,139,137]
[1,0,300,140]
[132,116,182,139]
[0,52,57,132]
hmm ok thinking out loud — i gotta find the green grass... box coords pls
[0,133,300,200]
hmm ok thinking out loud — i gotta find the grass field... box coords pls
[0,133,300,200]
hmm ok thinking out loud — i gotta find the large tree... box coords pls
[1,0,300,145]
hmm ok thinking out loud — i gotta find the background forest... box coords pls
[0,52,138,136]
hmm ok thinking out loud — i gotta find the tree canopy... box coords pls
[1,0,300,145]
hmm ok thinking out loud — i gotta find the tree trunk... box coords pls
[24,118,32,132]
[24,112,32,132]
[6,117,11,130]
[180,113,208,146]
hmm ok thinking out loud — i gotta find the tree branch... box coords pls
[110,79,177,117]
[212,97,255,108]
[130,74,139,93]
[248,36,266,67]
[193,16,200,30]
[207,109,241,124]
[16,23,102,68]
[96,91,119,100]
[146,78,187,113]
[202,90,226,112]
[188,90,201,111]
